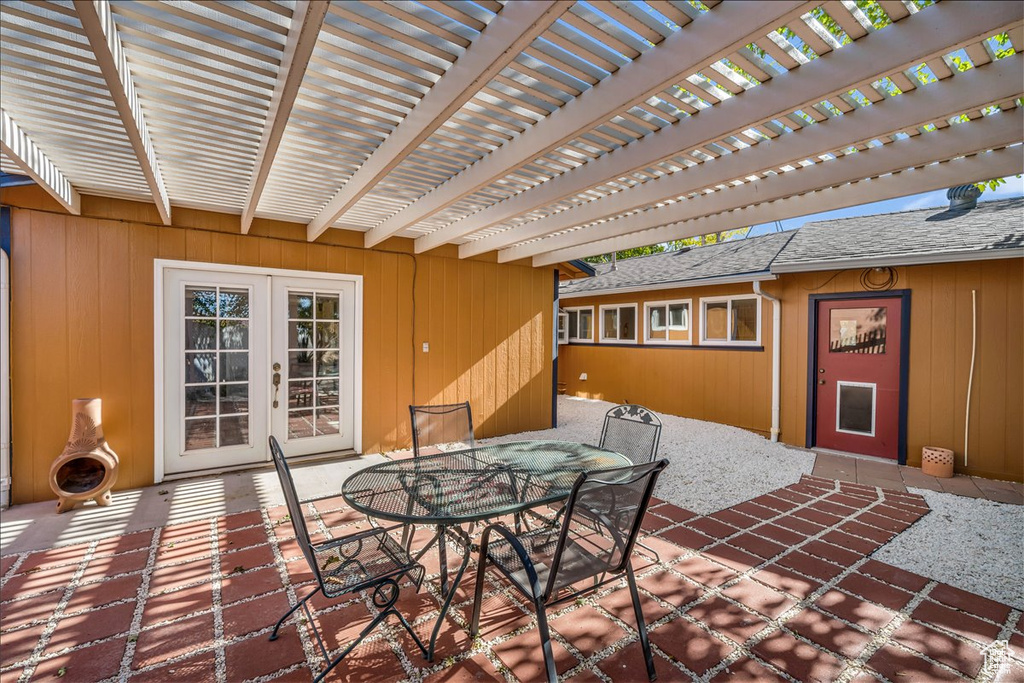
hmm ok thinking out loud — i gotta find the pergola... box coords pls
[1,0,1021,265]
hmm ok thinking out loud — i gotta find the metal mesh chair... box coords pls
[409,402,475,456]
[470,459,669,683]
[599,404,662,464]
[267,436,427,681]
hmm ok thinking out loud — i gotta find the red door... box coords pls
[814,297,902,459]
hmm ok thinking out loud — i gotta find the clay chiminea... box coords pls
[49,398,119,513]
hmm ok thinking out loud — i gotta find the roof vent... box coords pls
[947,184,981,211]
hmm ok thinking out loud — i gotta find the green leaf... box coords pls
[57,667,67,678]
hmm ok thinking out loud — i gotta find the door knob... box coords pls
[818,368,825,373]
[818,379,826,385]
[272,363,282,408]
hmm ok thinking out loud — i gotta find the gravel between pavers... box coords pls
[873,488,1024,609]
[481,395,816,515]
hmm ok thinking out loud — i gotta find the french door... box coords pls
[160,265,358,477]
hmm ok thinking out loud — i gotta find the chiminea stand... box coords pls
[49,398,119,514]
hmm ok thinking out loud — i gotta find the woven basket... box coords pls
[921,446,954,478]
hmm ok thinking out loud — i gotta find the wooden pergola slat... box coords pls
[0,109,81,215]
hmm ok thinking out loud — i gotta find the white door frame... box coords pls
[154,259,363,483]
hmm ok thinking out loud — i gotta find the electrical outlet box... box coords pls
[579,372,587,381]
[422,342,429,352]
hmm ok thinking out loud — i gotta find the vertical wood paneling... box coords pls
[8,203,556,502]
[560,263,1021,481]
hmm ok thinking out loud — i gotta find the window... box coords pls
[599,304,638,343]
[644,299,691,344]
[700,295,761,345]
[563,306,594,343]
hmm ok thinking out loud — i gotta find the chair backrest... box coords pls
[544,459,668,600]
[409,402,475,456]
[599,404,662,464]
[268,436,319,575]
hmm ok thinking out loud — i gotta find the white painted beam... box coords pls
[302,0,567,243]
[535,145,1024,268]
[528,110,1023,266]
[495,58,1023,260]
[357,0,812,249]
[241,1,328,234]
[75,0,172,224]
[0,110,81,215]
[454,0,1023,257]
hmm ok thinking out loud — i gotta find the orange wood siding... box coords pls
[773,262,1023,482]
[558,283,774,436]
[4,188,554,503]
[559,260,1022,481]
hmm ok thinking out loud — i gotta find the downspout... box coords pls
[753,281,781,442]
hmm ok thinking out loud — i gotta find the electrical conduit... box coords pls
[964,289,977,467]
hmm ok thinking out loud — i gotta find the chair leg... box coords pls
[469,552,489,636]
[535,600,558,683]
[389,607,428,658]
[626,566,657,682]
[313,604,395,683]
[270,586,320,641]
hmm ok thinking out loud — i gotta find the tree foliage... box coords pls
[583,228,752,264]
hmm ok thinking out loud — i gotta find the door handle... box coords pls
[818,379,826,385]
[272,362,281,408]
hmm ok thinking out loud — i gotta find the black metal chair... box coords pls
[409,402,475,456]
[470,459,669,683]
[599,404,662,464]
[267,436,427,682]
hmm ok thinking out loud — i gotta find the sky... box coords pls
[745,175,1024,237]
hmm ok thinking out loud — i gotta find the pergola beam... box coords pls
[534,145,1024,268]
[357,0,812,249]
[495,58,1022,261]
[240,0,328,234]
[75,0,171,225]
[303,0,568,243]
[527,108,1023,266]
[0,109,81,215]
[458,0,1023,258]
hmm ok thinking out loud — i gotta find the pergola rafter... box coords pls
[306,0,569,244]
[74,0,172,225]
[0,109,81,215]
[526,108,1023,266]
[370,0,814,251]
[1,1,1021,259]
[459,1,1024,258]
[534,144,1024,267]
[240,0,329,234]
[496,57,1023,262]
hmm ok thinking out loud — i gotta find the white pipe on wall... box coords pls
[753,281,781,442]
[964,289,977,467]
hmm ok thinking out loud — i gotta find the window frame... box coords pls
[643,298,692,345]
[598,303,639,344]
[563,305,594,343]
[698,294,762,346]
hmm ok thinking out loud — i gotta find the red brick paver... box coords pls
[1,474,1016,682]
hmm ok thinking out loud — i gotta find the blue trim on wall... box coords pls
[1,206,10,257]
[806,290,912,464]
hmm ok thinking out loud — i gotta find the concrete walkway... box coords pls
[811,451,1024,505]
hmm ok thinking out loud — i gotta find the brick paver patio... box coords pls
[2,474,1021,682]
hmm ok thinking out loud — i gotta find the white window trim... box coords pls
[557,311,569,345]
[835,381,877,437]
[698,294,762,347]
[598,303,638,344]
[563,305,594,343]
[643,299,692,345]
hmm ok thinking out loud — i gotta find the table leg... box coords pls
[427,524,473,662]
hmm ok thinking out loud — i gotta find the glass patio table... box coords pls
[341,440,629,660]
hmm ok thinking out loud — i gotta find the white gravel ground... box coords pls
[873,488,1024,609]
[481,396,816,515]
